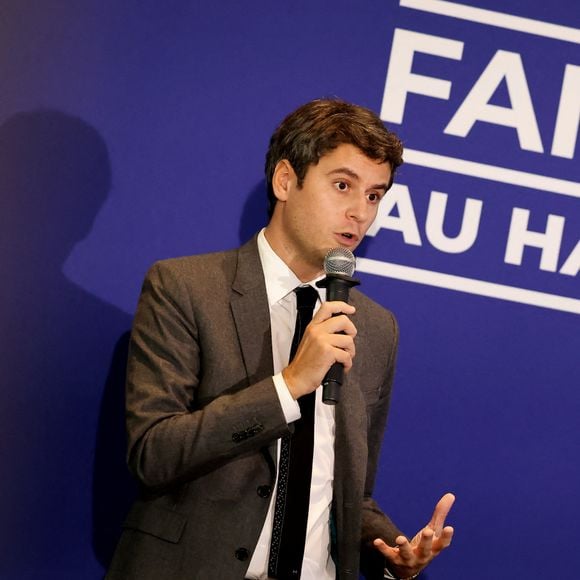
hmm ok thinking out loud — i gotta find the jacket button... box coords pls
[235,547,249,561]
[257,485,272,498]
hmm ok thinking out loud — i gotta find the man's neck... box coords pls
[263,226,322,283]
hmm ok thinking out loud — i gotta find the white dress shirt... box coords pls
[245,229,336,580]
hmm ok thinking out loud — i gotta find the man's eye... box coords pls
[367,192,381,203]
[335,181,349,192]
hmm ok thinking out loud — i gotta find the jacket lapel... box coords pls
[333,291,369,576]
[334,361,367,503]
[230,237,278,470]
[335,290,368,489]
[230,236,274,387]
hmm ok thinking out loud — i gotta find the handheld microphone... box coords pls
[316,248,360,405]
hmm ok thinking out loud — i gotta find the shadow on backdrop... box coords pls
[0,110,134,578]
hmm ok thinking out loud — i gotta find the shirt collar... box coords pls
[257,228,324,306]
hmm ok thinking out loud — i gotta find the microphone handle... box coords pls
[316,274,360,405]
[322,362,343,405]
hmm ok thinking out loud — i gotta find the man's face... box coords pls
[269,143,392,279]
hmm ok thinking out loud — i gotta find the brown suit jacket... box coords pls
[107,236,402,579]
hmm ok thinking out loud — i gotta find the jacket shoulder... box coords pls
[144,236,260,288]
[150,246,238,278]
[351,288,398,334]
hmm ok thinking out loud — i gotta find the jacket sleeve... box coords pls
[360,311,406,578]
[125,260,288,491]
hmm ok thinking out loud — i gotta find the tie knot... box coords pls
[295,285,319,311]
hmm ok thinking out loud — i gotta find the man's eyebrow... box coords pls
[327,167,388,192]
[327,167,360,180]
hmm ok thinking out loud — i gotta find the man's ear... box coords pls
[272,159,295,202]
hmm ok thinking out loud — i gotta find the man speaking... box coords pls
[107,99,454,580]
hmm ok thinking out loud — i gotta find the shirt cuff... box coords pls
[272,372,301,423]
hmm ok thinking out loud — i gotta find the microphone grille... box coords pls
[324,247,356,277]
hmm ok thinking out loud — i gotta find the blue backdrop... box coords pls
[1,1,578,578]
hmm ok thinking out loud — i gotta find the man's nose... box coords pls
[346,195,369,222]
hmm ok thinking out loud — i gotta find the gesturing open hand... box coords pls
[373,493,455,579]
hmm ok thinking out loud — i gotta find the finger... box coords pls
[306,314,357,338]
[313,301,355,322]
[393,536,415,563]
[299,324,356,360]
[415,527,434,562]
[314,314,357,337]
[329,333,356,355]
[428,493,455,535]
[372,539,404,564]
[330,345,354,372]
[432,526,454,554]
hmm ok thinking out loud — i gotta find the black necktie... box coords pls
[268,285,319,579]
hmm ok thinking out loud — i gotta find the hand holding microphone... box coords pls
[316,248,360,405]
[282,248,360,403]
